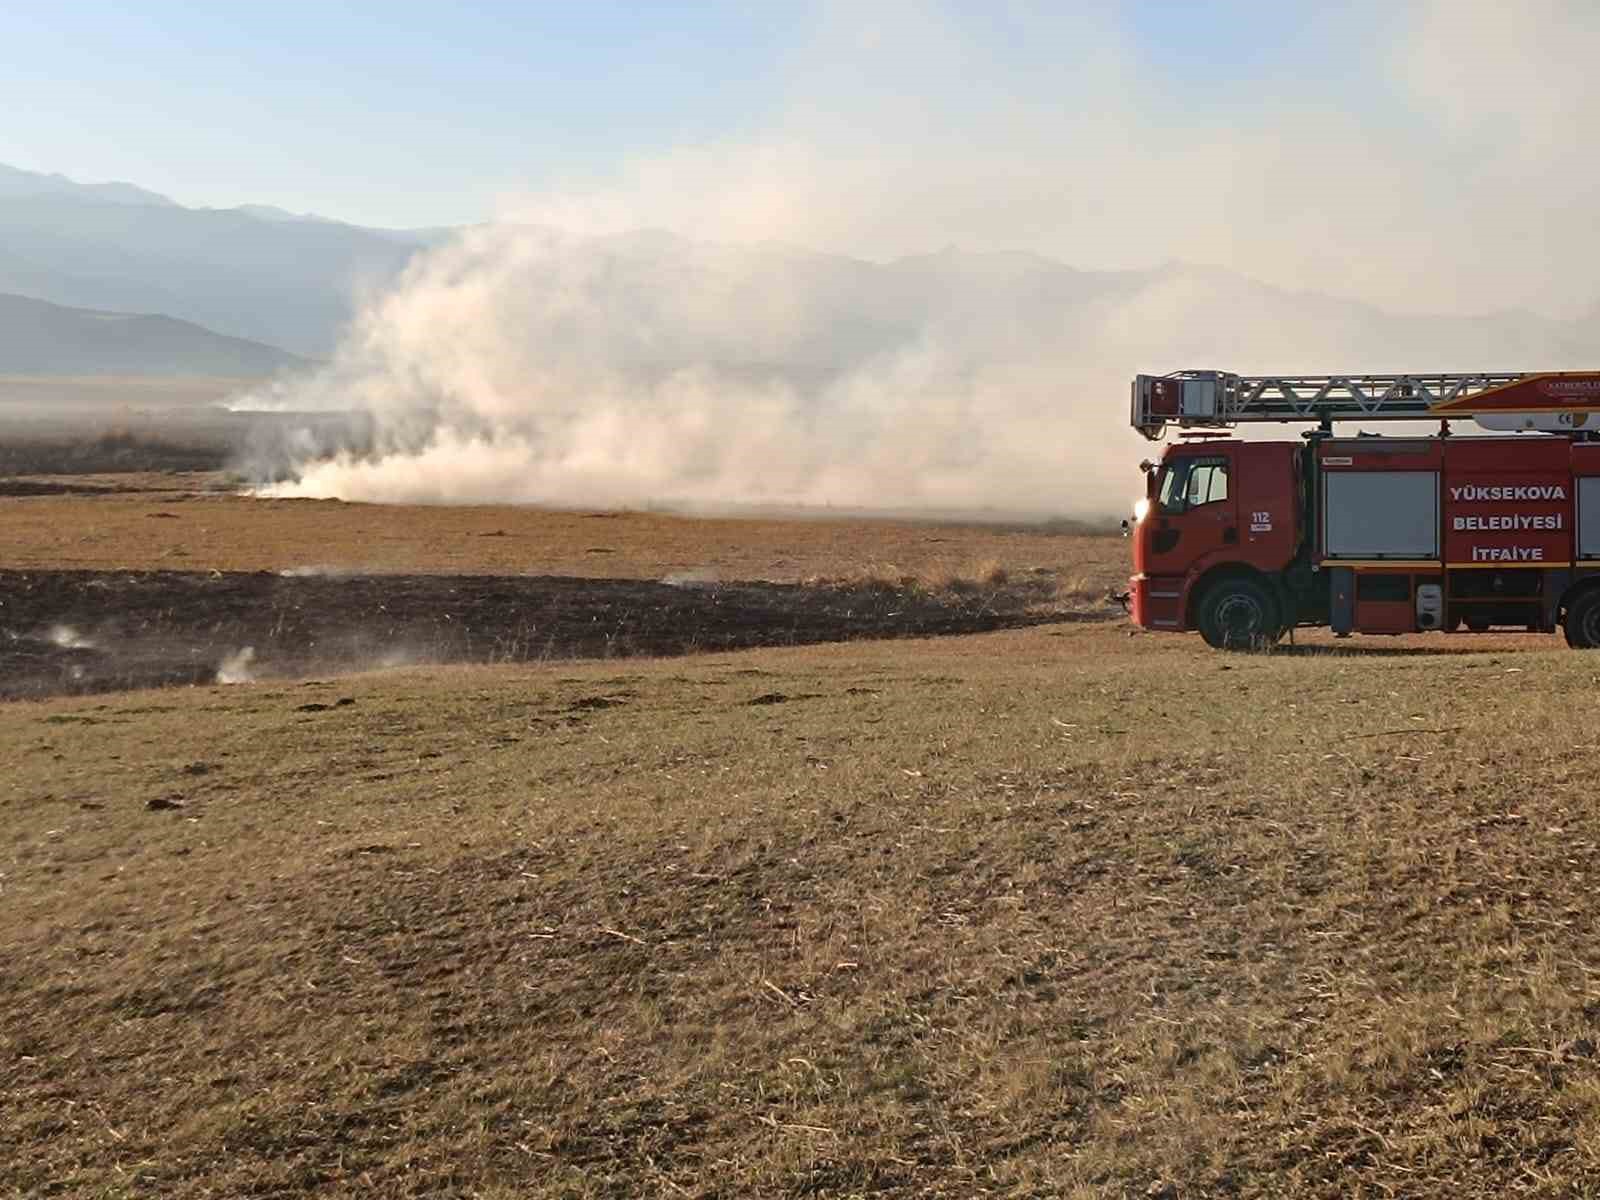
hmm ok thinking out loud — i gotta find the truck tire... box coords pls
[1197,577,1281,651]
[1564,589,1600,649]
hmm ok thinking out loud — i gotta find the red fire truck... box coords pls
[1125,370,1600,649]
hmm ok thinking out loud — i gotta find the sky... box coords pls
[0,0,1403,233]
[4,2,1600,317]
[0,2,814,227]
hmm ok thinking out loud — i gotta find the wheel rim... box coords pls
[1215,593,1264,643]
[1582,604,1600,647]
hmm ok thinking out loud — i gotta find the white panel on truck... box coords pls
[1323,471,1438,558]
[1579,477,1600,559]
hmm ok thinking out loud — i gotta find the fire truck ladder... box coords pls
[1131,370,1538,440]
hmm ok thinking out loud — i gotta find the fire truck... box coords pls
[1125,370,1600,649]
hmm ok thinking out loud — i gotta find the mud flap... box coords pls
[1545,568,1571,632]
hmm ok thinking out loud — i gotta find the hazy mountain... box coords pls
[1,163,1594,387]
[0,292,307,376]
[0,162,175,208]
[231,203,342,225]
[228,204,459,247]
[0,165,433,355]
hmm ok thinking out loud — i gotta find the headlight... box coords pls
[1133,497,1150,522]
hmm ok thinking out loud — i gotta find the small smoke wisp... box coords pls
[48,625,96,650]
[661,567,720,589]
[217,646,257,684]
[277,565,357,579]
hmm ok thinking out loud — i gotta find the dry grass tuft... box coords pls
[855,561,921,593]
[974,557,1008,587]
[803,559,1084,618]
[1053,569,1110,605]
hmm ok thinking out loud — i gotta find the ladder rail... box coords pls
[1132,369,1555,439]
[1225,372,1526,419]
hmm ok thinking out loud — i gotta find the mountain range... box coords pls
[0,292,306,376]
[0,162,1595,384]
[0,163,439,361]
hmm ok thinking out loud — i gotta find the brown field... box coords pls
[0,375,257,413]
[1,489,1120,700]
[5,483,1600,1198]
[0,376,373,481]
[0,488,1119,583]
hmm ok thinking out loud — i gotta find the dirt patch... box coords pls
[0,568,1102,699]
[0,488,1125,585]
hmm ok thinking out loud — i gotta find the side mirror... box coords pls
[1120,519,1131,538]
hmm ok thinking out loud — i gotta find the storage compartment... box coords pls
[1323,470,1439,559]
[1357,573,1411,602]
[1356,600,1416,634]
[1352,569,1417,634]
[1580,477,1600,560]
[1446,568,1545,632]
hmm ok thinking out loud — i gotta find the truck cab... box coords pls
[1129,438,1305,647]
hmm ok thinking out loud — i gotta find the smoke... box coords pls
[277,565,358,579]
[237,226,1155,513]
[235,1,1600,514]
[662,567,720,589]
[47,625,96,651]
[216,646,256,685]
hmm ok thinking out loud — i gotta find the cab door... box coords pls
[1143,450,1239,574]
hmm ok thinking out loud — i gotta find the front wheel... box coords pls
[1564,589,1600,648]
[1197,577,1282,651]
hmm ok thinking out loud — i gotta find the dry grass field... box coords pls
[0,489,1120,699]
[0,376,256,414]
[5,487,1600,1197]
[0,487,1120,585]
[0,377,256,478]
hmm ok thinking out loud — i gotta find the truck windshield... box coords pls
[1158,457,1228,514]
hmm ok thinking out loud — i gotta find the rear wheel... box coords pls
[1197,577,1281,651]
[1564,589,1600,648]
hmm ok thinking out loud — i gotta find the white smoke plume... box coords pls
[47,625,96,651]
[239,229,1154,513]
[235,1,1600,514]
[216,647,256,685]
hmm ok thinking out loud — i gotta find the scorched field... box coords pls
[4,472,1599,1199]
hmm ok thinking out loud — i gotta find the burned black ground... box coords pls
[0,568,1088,700]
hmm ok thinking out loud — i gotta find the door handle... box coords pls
[1223,526,1239,545]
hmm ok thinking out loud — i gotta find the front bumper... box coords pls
[1129,573,1187,631]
